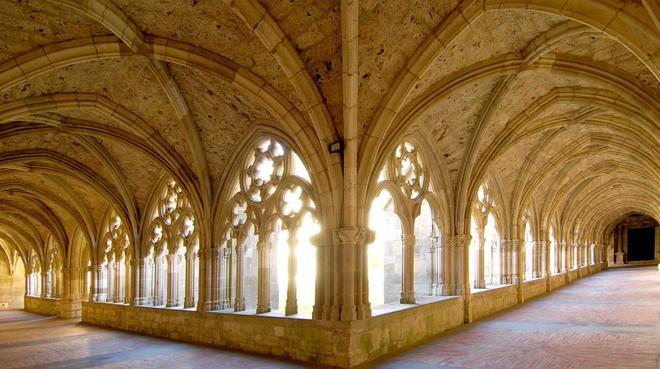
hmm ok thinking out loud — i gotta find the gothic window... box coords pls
[27,250,40,296]
[97,209,130,304]
[368,140,442,307]
[215,137,318,316]
[44,239,62,298]
[143,178,199,309]
[484,212,500,286]
[549,226,557,274]
[524,216,534,280]
[474,183,500,287]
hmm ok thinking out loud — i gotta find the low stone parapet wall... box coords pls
[548,273,567,291]
[80,268,607,367]
[83,297,464,368]
[25,296,60,316]
[471,284,517,321]
[522,278,546,300]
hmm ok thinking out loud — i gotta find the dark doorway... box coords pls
[627,228,655,261]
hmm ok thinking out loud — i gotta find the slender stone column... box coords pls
[507,239,523,302]
[474,234,486,289]
[90,265,99,301]
[537,240,543,278]
[41,271,49,298]
[499,240,508,284]
[576,243,583,278]
[165,254,178,307]
[133,259,146,305]
[113,261,122,303]
[555,241,561,274]
[206,247,220,311]
[400,234,416,304]
[256,239,270,314]
[220,247,232,309]
[184,247,195,308]
[430,235,440,294]
[123,259,131,304]
[234,240,247,312]
[538,240,547,278]
[285,237,297,316]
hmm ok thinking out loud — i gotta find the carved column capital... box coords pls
[331,227,373,246]
[442,234,471,248]
[501,238,522,251]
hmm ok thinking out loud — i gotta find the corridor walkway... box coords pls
[372,266,660,369]
[0,267,658,368]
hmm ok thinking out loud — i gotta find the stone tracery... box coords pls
[0,1,656,367]
[213,136,318,316]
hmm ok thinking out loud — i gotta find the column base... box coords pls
[234,300,246,312]
[205,300,220,311]
[400,292,416,304]
[473,280,486,289]
[357,303,371,319]
[440,283,456,295]
[285,299,297,316]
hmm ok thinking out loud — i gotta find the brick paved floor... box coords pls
[370,266,660,369]
[1,266,658,368]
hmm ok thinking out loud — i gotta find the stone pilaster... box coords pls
[133,259,146,306]
[329,227,372,321]
[439,237,455,295]
[311,230,334,320]
[443,235,471,321]
[60,267,82,318]
[205,247,220,311]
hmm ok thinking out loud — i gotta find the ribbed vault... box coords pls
[0,0,657,331]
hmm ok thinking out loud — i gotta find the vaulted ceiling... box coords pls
[0,0,657,266]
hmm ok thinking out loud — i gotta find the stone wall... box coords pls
[25,296,60,316]
[77,268,606,368]
[471,285,518,321]
[522,278,547,300]
[548,273,568,291]
[83,297,464,368]
[0,259,24,308]
[349,297,464,365]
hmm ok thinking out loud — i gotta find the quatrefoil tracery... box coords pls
[387,142,428,201]
[223,137,316,241]
[147,178,198,255]
[242,138,286,204]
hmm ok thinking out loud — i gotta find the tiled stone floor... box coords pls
[1,266,659,368]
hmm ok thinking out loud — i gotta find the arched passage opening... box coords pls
[368,189,402,307]
[611,213,659,265]
[0,247,24,308]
